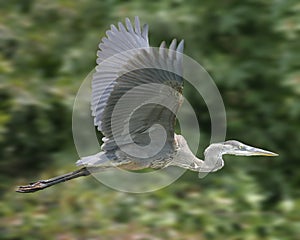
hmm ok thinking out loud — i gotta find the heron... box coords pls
[17,17,278,193]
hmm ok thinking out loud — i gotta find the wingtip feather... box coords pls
[177,39,184,53]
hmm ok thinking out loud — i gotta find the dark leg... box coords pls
[16,167,91,193]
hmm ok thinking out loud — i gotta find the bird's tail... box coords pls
[76,152,109,167]
[16,167,91,193]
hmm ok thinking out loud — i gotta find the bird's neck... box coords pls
[178,143,225,172]
[202,143,225,172]
[171,136,225,172]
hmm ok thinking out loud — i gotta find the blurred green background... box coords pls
[1,0,300,239]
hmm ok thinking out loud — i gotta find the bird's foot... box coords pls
[16,181,48,193]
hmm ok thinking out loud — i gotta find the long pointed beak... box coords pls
[246,146,278,156]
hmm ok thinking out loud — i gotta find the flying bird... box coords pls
[17,17,278,193]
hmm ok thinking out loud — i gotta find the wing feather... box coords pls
[92,17,149,131]
[91,17,185,161]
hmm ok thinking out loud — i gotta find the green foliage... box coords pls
[1,173,300,239]
[0,0,299,239]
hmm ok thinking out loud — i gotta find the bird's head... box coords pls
[222,140,278,157]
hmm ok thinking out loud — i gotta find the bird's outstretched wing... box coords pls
[92,17,184,160]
